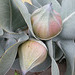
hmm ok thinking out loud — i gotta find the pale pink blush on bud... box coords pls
[49,12,62,37]
[18,39,47,74]
[31,4,62,40]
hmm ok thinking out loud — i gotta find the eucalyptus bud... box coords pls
[18,39,47,74]
[31,3,62,40]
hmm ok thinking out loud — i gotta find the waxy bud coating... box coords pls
[18,39,47,74]
[31,4,62,40]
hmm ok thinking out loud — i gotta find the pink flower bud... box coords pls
[18,39,47,74]
[31,4,62,40]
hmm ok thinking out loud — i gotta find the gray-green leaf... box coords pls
[61,0,75,20]
[59,12,75,39]
[57,0,62,5]
[0,28,3,36]
[0,45,4,57]
[30,55,51,72]
[0,0,27,33]
[0,34,29,75]
[31,0,42,8]
[13,0,36,38]
[46,40,59,75]
[11,59,21,70]
[53,42,63,61]
[60,40,75,75]
[24,2,38,14]
[5,38,17,50]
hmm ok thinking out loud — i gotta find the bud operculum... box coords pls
[18,39,47,74]
[31,3,62,40]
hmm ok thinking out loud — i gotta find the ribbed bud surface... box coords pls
[31,4,62,40]
[18,39,47,74]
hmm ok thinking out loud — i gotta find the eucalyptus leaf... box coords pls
[0,34,29,75]
[3,32,28,41]
[57,0,62,5]
[18,33,29,42]
[0,45,4,57]
[0,42,19,75]
[52,36,61,42]
[36,0,51,6]
[46,40,59,75]
[12,59,21,71]
[30,54,51,72]
[5,38,17,50]
[37,0,61,13]
[51,57,59,75]
[59,12,75,39]
[0,0,27,33]
[24,2,38,14]
[31,0,42,8]
[14,0,36,38]
[60,40,75,75]
[0,38,7,51]
[0,37,5,57]
[1,32,25,51]
[0,28,3,36]
[61,0,75,20]
[53,42,63,61]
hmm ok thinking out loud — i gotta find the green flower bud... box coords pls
[31,3,62,40]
